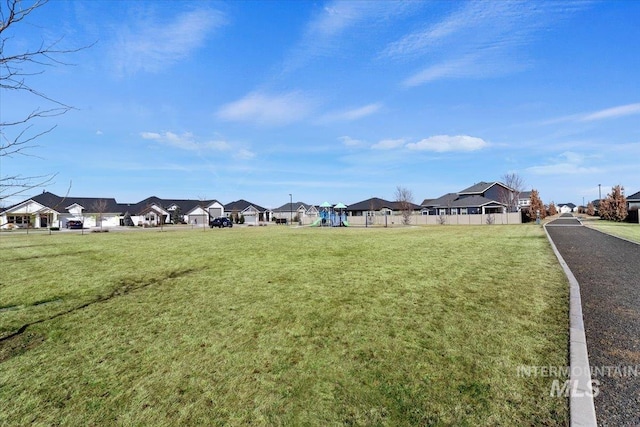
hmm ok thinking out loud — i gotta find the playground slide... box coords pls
[342,220,349,227]
[310,218,322,227]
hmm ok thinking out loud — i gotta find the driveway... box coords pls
[546,214,640,426]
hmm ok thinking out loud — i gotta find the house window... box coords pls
[461,208,468,215]
[438,209,447,216]
[8,215,30,225]
[451,208,457,215]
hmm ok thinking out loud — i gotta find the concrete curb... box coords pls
[544,224,598,427]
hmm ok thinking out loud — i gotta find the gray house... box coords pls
[422,182,514,215]
[346,197,421,217]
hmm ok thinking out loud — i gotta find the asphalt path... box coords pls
[546,214,640,426]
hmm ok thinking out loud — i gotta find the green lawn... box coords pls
[0,225,568,425]
[587,220,640,243]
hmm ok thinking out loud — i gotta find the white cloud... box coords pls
[371,138,406,150]
[111,8,225,76]
[321,102,382,122]
[96,130,103,135]
[406,135,488,152]
[216,91,315,126]
[140,131,232,152]
[234,149,256,160]
[339,136,365,147]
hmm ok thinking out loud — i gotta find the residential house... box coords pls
[627,190,640,211]
[272,202,318,224]
[346,197,420,217]
[422,182,514,215]
[627,190,640,223]
[224,199,270,225]
[0,191,123,229]
[518,191,532,210]
[557,203,577,214]
[1,192,226,229]
[119,196,224,226]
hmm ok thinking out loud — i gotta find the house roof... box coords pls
[224,199,268,213]
[627,190,640,201]
[121,196,221,215]
[458,181,514,195]
[422,193,458,207]
[519,191,532,199]
[272,202,315,213]
[558,202,576,208]
[28,191,122,213]
[347,197,421,211]
[1,192,228,216]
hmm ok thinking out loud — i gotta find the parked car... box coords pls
[66,220,84,229]
[209,217,233,228]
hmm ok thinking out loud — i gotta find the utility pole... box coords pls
[289,193,293,225]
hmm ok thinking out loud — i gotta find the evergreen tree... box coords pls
[527,189,546,221]
[171,207,183,224]
[599,185,628,221]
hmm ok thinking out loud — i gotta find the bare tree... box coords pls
[548,202,558,216]
[91,199,109,231]
[394,185,414,226]
[1,0,91,201]
[499,173,525,213]
[586,202,595,216]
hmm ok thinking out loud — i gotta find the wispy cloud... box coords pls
[542,102,640,125]
[580,103,640,122]
[111,8,225,76]
[383,1,586,86]
[320,102,382,122]
[140,131,232,152]
[283,1,416,73]
[406,135,488,152]
[216,91,316,126]
[526,151,601,175]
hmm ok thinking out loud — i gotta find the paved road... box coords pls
[546,214,640,426]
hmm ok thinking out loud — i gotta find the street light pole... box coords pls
[598,184,601,201]
[289,193,292,225]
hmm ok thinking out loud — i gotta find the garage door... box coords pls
[243,215,256,225]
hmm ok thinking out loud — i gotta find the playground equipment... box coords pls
[310,202,349,227]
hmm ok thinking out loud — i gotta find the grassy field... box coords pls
[586,220,640,243]
[0,225,568,425]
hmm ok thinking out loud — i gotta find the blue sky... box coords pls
[2,0,639,209]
